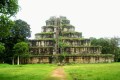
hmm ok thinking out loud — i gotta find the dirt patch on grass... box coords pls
[51,67,67,80]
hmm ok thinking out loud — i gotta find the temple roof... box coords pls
[45,16,70,26]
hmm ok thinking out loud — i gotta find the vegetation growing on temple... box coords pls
[29,16,114,64]
[0,1,119,63]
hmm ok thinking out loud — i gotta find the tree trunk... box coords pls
[12,57,14,65]
[17,56,19,65]
[61,48,63,54]
[1,58,4,64]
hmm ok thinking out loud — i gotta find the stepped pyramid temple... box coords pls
[28,16,114,63]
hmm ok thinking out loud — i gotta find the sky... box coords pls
[16,0,120,39]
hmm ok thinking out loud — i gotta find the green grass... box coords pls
[0,63,120,80]
[0,64,57,80]
[64,63,120,80]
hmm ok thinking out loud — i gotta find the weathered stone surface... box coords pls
[26,56,114,64]
[28,16,114,64]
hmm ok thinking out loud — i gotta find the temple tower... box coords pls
[28,16,114,63]
[30,16,101,55]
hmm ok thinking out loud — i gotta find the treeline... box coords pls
[0,0,31,65]
[90,37,120,62]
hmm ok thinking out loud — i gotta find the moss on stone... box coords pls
[35,32,54,35]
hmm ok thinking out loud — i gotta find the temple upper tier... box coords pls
[29,16,101,55]
[46,16,70,26]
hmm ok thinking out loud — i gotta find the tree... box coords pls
[91,38,111,54]
[11,19,31,42]
[0,42,5,63]
[0,0,19,41]
[2,19,31,64]
[110,37,120,61]
[0,0,19,16]
[0,15,14,42]
[13,42,29,65]
[0,0,20,64]
[90,37,120,62]
[58,36,69,64]
[0,0,19,42]
[0,16,14,63]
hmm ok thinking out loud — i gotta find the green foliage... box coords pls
[6,19,31,55]
[58,36,69,62]
[0,42,5,63]
[59,41,70,48]
[0,0,19,16]
[91,38,111,54]
[0,42,5,53]
[13,42,29,65]
[11,19,31,42]
[13,42,29,55]
[0,15,14,40]
[90,37,120,61]
[58,52,68,63]
[1,19,31,63]
[0,0,20,63]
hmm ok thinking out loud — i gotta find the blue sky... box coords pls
[16,0,120,39]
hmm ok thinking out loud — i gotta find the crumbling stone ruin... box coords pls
[28,16,114,63]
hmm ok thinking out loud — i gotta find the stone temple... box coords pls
[28,16,114,63]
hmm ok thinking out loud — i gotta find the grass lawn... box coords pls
[64,63,120,80]
[0,63,120,80]
[0,64,57,80]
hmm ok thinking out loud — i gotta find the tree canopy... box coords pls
[90,37,120,61]
[0,19,31,64]
[0,0,19,16]
[0,15,14,41]
[0,0,31,64]
[14,42,29,55]
[13,42,29,65]
[0,42,5,54]
[11,19,31,42]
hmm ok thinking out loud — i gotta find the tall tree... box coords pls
[13,42,29,65]
[0,0,19,41]
[11,19,31,42]
[0,0,19,63]
[3,19,31,64]
[0,15,14,42]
